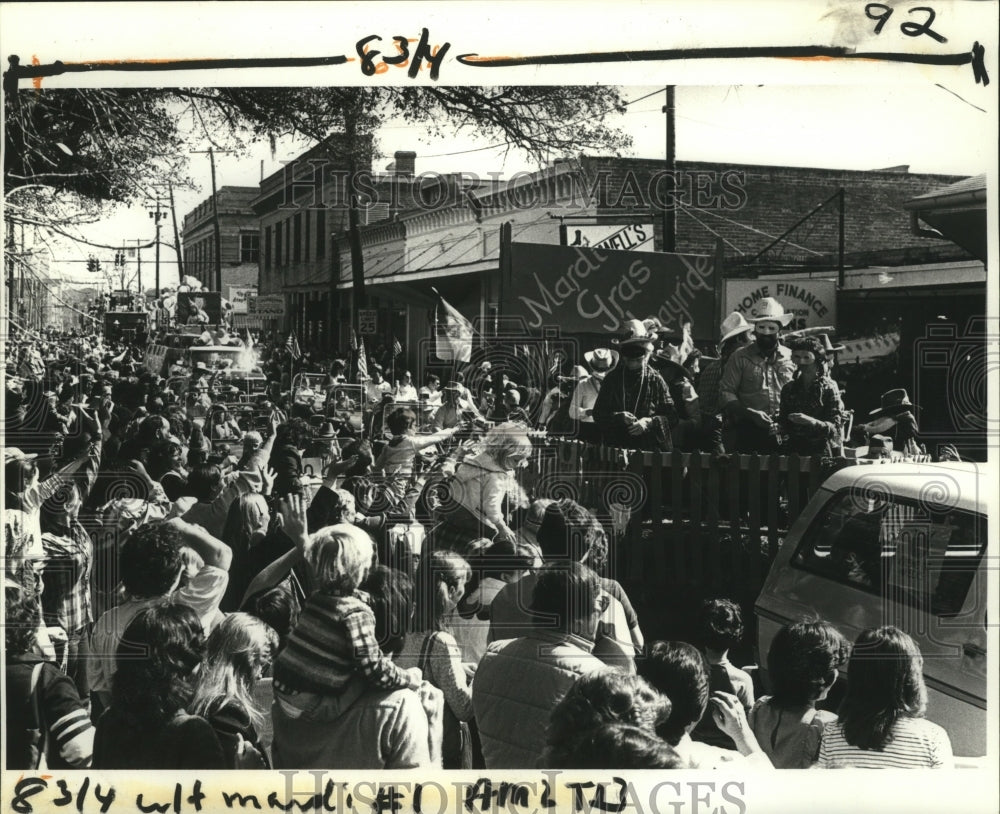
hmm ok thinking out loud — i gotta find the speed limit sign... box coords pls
[359,309,378,335]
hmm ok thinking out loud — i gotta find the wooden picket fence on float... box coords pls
[518,439,900,594]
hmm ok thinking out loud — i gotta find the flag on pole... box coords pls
[285,332,301,360]
[245,328,254,350]
[434,293,473,363]
[392,336,403,357]
[349,327,358,351]
[357,336,369,382]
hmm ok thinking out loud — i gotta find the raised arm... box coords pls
[164,517,233,571]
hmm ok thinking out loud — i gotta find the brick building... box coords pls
[180,186,260,298]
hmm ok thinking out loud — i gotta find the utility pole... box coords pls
[191,147,234,293]
[662,86,677,253]
[147,195,169,299]
[169,181,184,281]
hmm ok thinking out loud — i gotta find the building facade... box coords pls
[180,185,260,300]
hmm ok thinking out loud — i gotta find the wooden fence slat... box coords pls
[650,453,666,586]
[727,453,742,535]
[787,454,802,520]
[767,452,781,564]
[689,452,704,586]
[670,450,685,582]
[706,455,722,591]
[747,455,762,588]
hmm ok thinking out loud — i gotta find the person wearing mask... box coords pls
[718,298,796,454]
[569,348,618,445]
[777,336,846,456]
[697,312,754,453]
[591,320,677,452]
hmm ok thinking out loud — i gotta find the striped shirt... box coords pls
[818,717,953,768]
[273,592,415,696]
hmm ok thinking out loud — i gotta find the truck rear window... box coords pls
[791,490,986,618]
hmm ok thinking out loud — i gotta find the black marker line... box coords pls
[5,54,351,81]
[456,43,989,85]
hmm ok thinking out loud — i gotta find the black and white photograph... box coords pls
[1,2,997,812]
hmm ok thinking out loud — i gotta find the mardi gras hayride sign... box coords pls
[500,239,716,341]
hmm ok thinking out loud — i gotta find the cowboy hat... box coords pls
[720,312,754,344]
[747,297,794,327]
[814,333,846,354]
[652,350,692,381]
[584,348,619,371]
[442,381,463,391]
[612,319,657,348]
[315,421,337,439]
[558,365,590,382]
[869,388,919,419]
[193,361,210,372]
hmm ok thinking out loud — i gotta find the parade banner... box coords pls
[503,241,715,340]
[725,278,836,333]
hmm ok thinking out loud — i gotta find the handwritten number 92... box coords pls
[865,4,947,43]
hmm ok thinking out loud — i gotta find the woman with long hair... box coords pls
[93,604,226,769]
[403,550,476,768]
[189,613,279,769]
[777,336,845,455]
[818,626,953,768]
[220,492,274,612]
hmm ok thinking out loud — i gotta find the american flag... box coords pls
[392,336,403,357]
[349,328,358,351]
[356,336,369,382]
[286,332,301,360]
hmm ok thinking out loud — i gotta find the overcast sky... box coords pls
[27,83,996,287]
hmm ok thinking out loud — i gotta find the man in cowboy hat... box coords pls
[859,388,922,455]
[719,299,796,454]
[592,320,677,451]
[569,348,619,444]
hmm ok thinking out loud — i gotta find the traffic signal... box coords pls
[86,256,98,273]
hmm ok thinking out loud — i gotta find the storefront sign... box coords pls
[248,294,285,316]
[503,241,715,340]
[228,285,258,314]
[560,223,655,253]
[725,278,836,333]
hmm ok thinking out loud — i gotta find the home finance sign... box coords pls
[503,242,715,340]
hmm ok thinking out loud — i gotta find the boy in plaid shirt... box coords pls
[273,524,421,707]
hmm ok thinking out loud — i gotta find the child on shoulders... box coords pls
[273,524,421,714]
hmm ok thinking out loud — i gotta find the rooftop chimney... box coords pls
[394,150,416,177]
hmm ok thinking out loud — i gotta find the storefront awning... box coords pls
[904,174,987,262]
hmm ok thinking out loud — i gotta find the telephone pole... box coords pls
[190,147,234,292]
[662,85,677,253]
